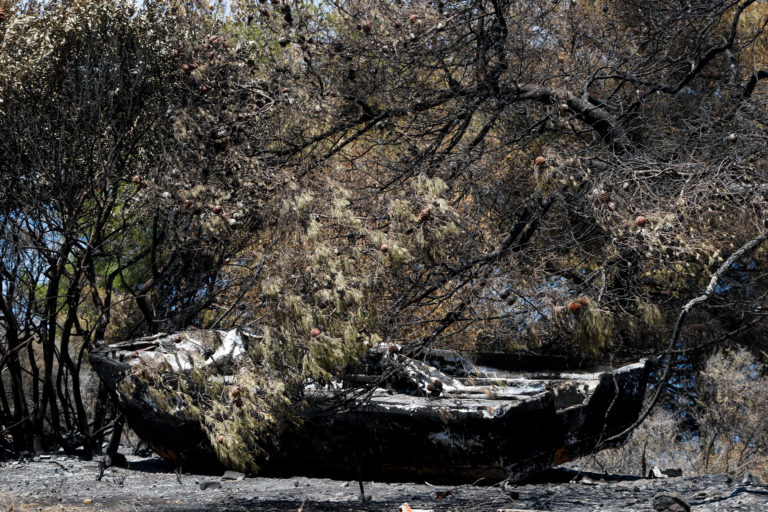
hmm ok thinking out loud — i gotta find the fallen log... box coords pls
[89,329,649,483]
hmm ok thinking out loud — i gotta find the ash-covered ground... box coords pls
[1,452,768,511]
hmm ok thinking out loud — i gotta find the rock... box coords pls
[662,468,682,478]
[198,480,222,490]
[221,470,245,481]
[653,492,690,512]
[648,466,666,479]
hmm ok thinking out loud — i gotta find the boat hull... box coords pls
[89,330,648,482]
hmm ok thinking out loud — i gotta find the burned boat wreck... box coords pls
[89,329,649,482]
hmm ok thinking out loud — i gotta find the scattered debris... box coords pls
[648,466,683,479]
[398,504,433,512]
[0,455,766,511]
[741,472,760,486]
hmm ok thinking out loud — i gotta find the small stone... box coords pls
[198,480,222,490]
[83,498,93,505]
[652,492,690,512]
[221,470,245,481]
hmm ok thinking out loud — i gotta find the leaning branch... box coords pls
[507,84,633,154]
